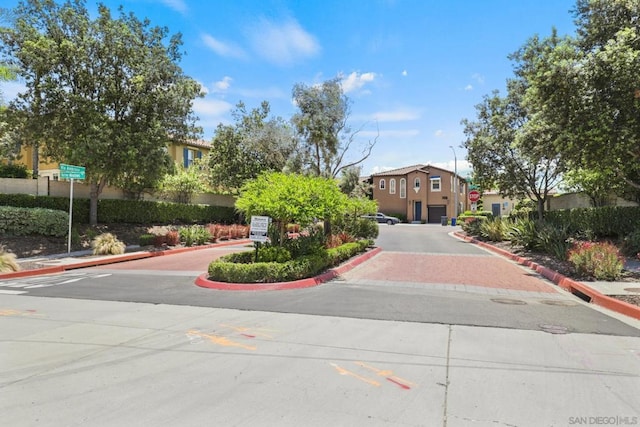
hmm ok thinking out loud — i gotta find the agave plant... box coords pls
[91,233,126,255]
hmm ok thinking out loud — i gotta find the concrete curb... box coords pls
[454,231,640,320]
[0,239,252,280]
[195,246,383,291]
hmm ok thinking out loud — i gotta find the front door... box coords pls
[492,203,501,217]
[414,201,422,222]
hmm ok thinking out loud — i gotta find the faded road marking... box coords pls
[186,329,256,351]
[355,361,415,390]
[330,363,381,387]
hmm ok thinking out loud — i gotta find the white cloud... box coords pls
[472,73,485,84]
[160,0,188,14]
[193,97,233,117]
[247,18,320,66]
[401,70,408,76]
[201,34,247,59]
[340,71,376,93]
[433,160,472,176]
[434,130,444,137]
[464,84,473,91]
[213,76,233,92]
[370,166,396,174]
[371,109,420,122]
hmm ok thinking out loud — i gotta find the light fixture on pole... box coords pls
[449,145,458,217]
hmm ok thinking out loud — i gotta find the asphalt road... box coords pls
[2,225,639,426]
[3,225,639,337]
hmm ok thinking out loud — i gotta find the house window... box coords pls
[430,176,441,191]
[379,179,386,190]
[389,179,396,194]
[183,148,202,167]
[400,178,406,198]
[414,178,421,189]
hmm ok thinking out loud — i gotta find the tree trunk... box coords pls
[89,177,107,226]
[536,198,545,221]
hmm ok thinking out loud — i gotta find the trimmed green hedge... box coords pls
[0,194,237,224]
[208,239,373,283]
[0,206,68,237]
[545,206,640,238]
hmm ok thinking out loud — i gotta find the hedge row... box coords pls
[0,206,68,237]
[544,206,640,238]
[207,239,373,283]
[0,194,237,224]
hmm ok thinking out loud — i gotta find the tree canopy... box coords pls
[235,172,348,245]
[514,0,640,195]
[208,101,296,193]
[0,0,202,224]
[291,78,377,178]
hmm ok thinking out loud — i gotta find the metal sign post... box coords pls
[60,164,86,253]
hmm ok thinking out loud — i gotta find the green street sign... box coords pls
[60,163,86,180]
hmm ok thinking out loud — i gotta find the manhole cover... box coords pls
[624,288,640,293]
[539,324,569,334]
[490,298,527,305]
[539,300,579,307]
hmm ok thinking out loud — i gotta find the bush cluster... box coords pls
[0,164,30,178]
[461,205,640,281]
[568,241,624,281]
[207,239,373,283]
[0,206,68,237]
[0,194,237,224]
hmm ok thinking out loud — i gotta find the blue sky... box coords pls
[1,0,578,177]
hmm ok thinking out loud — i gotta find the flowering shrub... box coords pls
[567,241,624,280]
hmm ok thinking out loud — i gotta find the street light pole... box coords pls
[449,145,458,217]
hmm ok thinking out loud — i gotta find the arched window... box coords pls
[379,179,386,190]
[400,178,406,198]
[389,179,396,194]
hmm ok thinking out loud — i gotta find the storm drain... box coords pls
[538,299,579,307]
[490,298,527,305]
[539,324,570,334]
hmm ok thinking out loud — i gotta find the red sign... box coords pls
[468,190,481,202]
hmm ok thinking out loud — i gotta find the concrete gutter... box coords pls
[454,231,640,321]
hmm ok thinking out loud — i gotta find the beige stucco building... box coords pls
[370,164,467,223]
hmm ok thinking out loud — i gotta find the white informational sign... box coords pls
[471,202,478,213]
[249,216,270,243]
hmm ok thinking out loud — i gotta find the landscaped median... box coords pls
[454,231,640,321]
[196,241,381,291]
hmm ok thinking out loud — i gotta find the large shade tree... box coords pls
[291,78,377,179]
[462,77,565,220]
[208,101,296,193]
[0,0,202,224]
[519,0,640,196]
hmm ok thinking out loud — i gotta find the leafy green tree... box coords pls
[208,101,296,193]
[462,78,564,220]
[158,159,209,204]
[562,167,620,207]
[235,172,347,246]
[291,78,377,178]
[0,0,202,225]
[518,1,640,194]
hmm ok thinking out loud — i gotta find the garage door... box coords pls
[427,205,447,223]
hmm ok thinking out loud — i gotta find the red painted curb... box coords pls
[0,239,252,279]
[195,246,383,291]
[454,231,640,320]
